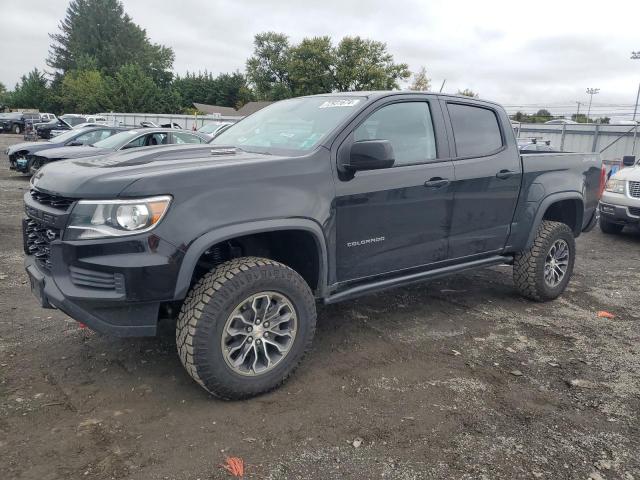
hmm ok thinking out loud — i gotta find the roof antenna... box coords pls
[439,79,446,93]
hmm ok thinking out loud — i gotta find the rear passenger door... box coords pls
[443,100,522,259]
[334,97,454,282]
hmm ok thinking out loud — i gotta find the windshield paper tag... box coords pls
[319,99,361,109]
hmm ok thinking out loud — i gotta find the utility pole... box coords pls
[632,51,639,121]
[575,101,582,122]
[586,88,599,123]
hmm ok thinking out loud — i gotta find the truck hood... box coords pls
[37,145,112,160]
[612,165,640,181]
[31,144,278,198]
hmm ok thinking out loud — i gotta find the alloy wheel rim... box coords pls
[221,291,297,376]
[544,239,570,288]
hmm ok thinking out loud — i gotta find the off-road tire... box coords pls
[513,220,575,302]
[13,124,21,134]
[176,257,316,400]
[599,218,624,235]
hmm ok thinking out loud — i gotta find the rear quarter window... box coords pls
[448,103,503,157]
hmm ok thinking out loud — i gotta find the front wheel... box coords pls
[13,124,21,134]
[513,220,576,301]
[176,257,316,400]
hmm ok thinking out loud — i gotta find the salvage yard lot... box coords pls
[0,134,638,480]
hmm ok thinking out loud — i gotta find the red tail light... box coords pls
[598,165,606,199]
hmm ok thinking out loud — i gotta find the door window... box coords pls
[145,133,168,146]
[353,102,437,166]
[122,135,146,149]
[448,103,503,157]
[74,129,113,145]
[173,132,205,144]
[121,132,168,149]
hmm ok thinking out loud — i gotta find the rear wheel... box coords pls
[13,124,21,134]
[599,218,624,235]
[176,257,316,399]
[513,220,575,301]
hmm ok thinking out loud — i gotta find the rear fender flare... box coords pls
[525,192,584,249]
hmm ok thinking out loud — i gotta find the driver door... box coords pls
[334,98,455,282]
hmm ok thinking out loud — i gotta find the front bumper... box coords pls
[23,193,186,336]
[599,201,640,224]
[25,255,165,336]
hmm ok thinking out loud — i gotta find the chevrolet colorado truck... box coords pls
[24,92,604,399]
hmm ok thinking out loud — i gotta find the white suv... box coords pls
[599,159,640,234]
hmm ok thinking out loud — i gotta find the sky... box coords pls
[1,0,640,118]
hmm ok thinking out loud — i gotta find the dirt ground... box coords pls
[0,133,638,480]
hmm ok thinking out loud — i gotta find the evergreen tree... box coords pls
[48,0,174,84]
[10,69,50,110]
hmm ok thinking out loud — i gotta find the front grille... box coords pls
[30,189,74,210]
[629,181,640,199]
[23,218,59,270]
[629,207,640,217]
[69,266,125,292]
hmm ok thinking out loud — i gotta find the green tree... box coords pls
[534,109,551,119]
[173,71,253,110]
[48,0,174,84]
[457,88,479,98]
[0,81,9,109]
[334,37,410,91]
[571,113,592,123]
[10,69,50,110]
[108,64,167,113]
[59,69,111,113]
[215,72,253,109]
[409,66,431,91]
[512,111,529,123]
[288,36,335,96]
[173,71,219,106]
[246,32,292,100]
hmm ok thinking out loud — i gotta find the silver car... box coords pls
[599,158,640,233]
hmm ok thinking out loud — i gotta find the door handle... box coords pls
[496,169,517,179]
[424,177,450,188]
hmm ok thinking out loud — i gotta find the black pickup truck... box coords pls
[24,92,603,399]
[1,112,41,134]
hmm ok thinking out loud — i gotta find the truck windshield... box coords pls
[210,96,365,155]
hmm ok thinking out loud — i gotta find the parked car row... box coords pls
[7,125,210,175]
[0,112,111,138]
[0,112,43,134]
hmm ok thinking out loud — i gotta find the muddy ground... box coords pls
[0,133,638,480]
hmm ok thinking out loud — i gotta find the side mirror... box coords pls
[341,140,395,172]
[67,141,83,146]
[622,155,636,167]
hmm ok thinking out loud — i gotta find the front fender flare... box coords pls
[172,218,328,299]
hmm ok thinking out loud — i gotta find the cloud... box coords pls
[1,0,640,115]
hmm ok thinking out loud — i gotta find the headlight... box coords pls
[64,196,172,240]
[604,179,625,194]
